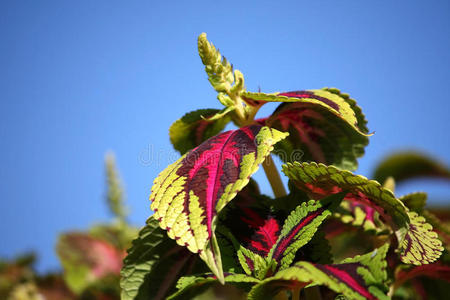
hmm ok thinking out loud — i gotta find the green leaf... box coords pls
[398,211,443,265]
[237,247,273,280]
[150,125,288,282]
[334,200,385,234]
[268,194,344,270]
[198,33,244,95]
[282,161,443,265]
[249,89,369,170]
[399,192,428,213]
[120,217,206,300]
[373,151,450,184]
[322,87,369,134]
[168,273,259,300]
[296,230,333,264]
[248,245,390,300]
[169,108,231,155]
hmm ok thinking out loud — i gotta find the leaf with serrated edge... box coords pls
[398,211,443,265]
[242,89,368,134]
[268,194,344,270]
[248,245,390,300]
[248,89,369,170]
[169,109,231,155]
[120,217,206,300]
[282,162,443,265]
[150,125,288,281]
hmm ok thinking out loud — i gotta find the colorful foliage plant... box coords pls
[2,34,450,300]
[118,33,450,300]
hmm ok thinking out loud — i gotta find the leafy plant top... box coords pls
[119,33,449,300]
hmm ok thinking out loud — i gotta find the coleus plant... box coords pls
[120,33,450,300]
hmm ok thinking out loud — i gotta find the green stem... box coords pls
[262,154,287,198]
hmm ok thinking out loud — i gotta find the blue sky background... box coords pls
[1,0,449,272]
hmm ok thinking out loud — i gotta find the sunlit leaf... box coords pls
[282,161,443,265]
[398,211,443,265]
[247,89,369,170]
[150,125,288,281]
[198,33,244,95]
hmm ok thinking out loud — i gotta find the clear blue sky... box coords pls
[1,0,449,272]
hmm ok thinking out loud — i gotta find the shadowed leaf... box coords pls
[168,273,259,300]
[169,109,231,155]
[373,151,450,184]
[120,217,206,300]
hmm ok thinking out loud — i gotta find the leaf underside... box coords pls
[269,195,343,270]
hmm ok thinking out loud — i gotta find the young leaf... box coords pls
[150,125,288,281]
[268,194,344,270]
[248,245,390,300]
[56,233,123,294]
[237,247,272,279]
[120,217,206,300]
[335,201,383,233]
[282,161,443,265]
[248,89,369,170]
[373,151,450,184]
[169,109,231,155]
[198,33,244,95]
